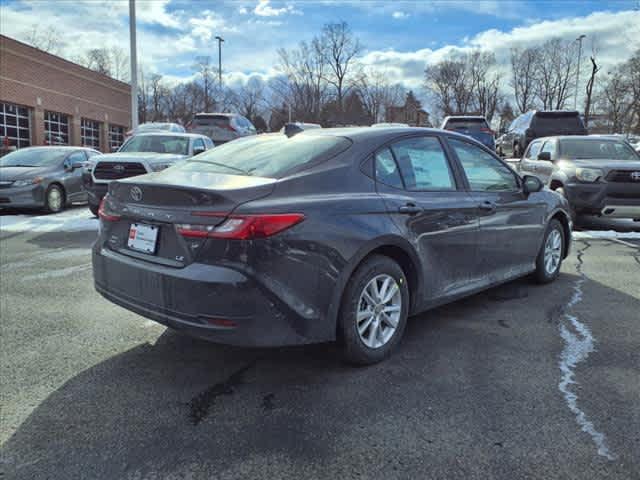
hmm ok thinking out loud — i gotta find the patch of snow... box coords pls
[573,230,640,240]
[558,245,616,461]
[0,209,97,233]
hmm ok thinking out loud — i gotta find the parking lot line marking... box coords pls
[558,242,615,461]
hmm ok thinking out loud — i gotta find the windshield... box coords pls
[119,135,189,155]
[445,118,489,130]
[559,139,639,160]
[136,123,174,132]
[532,114,585,133]
[176,133,351,178]
[0,148,66,167]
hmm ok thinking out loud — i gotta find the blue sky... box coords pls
[1,0,639,92]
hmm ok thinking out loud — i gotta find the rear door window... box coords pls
[375,148,403,189]
[390,136,456,191]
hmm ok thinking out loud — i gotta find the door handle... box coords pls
[478,201,496,212]
[398,203,422,215]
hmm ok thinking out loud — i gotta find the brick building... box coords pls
[385,91,431,127]
[0,35,131,153]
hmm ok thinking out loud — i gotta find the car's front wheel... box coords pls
[45,184,65,213]
[534,219,565,284]
[338,255,409,365]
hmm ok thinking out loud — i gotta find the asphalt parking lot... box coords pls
[1,207,639,479]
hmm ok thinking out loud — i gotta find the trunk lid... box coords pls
[101,171,276,267]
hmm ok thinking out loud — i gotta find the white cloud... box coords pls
[358,10,640,92]
[253,0,301,17]
[392,11,409,19]
[239,7,249,14]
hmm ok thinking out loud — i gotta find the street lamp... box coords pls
[574,34,586,110]
[129,0,138,129]
[215,36,224,89]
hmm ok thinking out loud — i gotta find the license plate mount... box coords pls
[127,223,158,254]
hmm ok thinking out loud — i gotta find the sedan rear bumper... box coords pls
[92,246,317,346]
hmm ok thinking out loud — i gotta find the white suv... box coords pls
[188,113,256,144]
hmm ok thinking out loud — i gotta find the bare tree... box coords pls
[23,24,64,55]
[319,21,362,112]
[273,38,328,122]
[193,56,217,112]
[84,49,112,76]
[232,77,266,120]
[109,46,129,82]
[468,51,502,121]
[534,39,579,110]
[356,68,404,123]
[510,47,539,113]
[583,56,600,127]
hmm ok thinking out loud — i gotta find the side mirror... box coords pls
[522,175,544,194]
[537,151,551,161]
[192,146,205,155]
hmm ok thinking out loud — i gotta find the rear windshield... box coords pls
[532,113,585,132]
[445,118,489,130]
[177,133,351,178]
[559,139,639,160]
[119,135,189,155]
[193,115,231,127]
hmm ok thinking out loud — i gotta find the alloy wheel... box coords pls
[356,274,402,349]
[48,188,62,212]
[544,229,562,275]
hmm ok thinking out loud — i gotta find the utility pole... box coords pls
[215,36,224,89]
[574,34,586,110]
[129,0,138,129]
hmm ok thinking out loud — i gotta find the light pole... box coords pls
[215,36,224,89]
[129,0,138,129]
[574,34,586,110]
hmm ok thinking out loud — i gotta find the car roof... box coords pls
[443,116,487,120]
[531,135,627,143]
[297,126,473,144]
[15,146,98,152]
[194,112,238,117]
[129,132,208,139]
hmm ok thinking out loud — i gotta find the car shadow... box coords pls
[3,272,640,479]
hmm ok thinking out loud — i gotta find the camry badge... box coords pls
[130,186,143,201]
[631,172,640,181]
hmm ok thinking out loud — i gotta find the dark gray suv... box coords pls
[93,128,572,364]
[0,146,100,212]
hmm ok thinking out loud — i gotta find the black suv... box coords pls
[520,135,640,220]
[498,110,587,158]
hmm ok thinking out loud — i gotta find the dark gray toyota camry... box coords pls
[93,127,572,364]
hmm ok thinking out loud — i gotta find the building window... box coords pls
[0,102,31,148]
[44,111,70,145]
[108,125,125,151]
[81,118,101,149]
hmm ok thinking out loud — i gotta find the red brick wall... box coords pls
[0,35,131,152]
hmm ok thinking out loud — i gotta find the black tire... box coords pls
[44,184,65,213]
[513,142,521,158]
[89,203,99,217]
[533,219,565,284]
[338,255,410,365]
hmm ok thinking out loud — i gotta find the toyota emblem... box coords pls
[130,186,143,201]
[113,164,125,173]
[631,171,640,181]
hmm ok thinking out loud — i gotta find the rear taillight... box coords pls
[177,214,304,240]
[223,124,237,132]
[480,128,495,135]
[98,196,121,222]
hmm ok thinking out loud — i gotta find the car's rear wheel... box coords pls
[338,255,409,365]
[45,184,65,213]
[534,219,564,284]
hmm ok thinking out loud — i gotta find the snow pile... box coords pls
[0,209,98,233]
[573,230,640,240]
